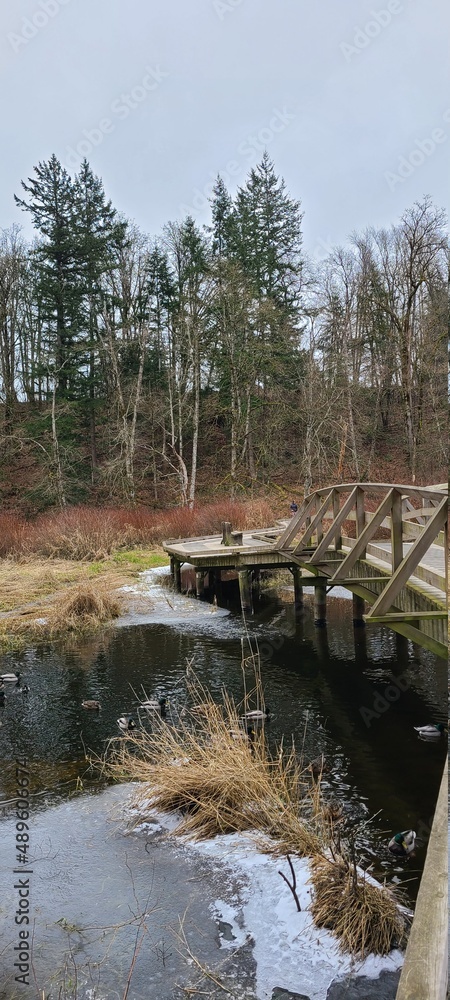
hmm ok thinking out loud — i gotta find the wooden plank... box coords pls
[366,497,448,617]
[292,491,333,553]
[308,487,359,565]
[311,483,446,501]
[333,490,342,550]
[395,760,448,1000]
[366,612,447,622]
[276,496,317,549]
[329,490,395,580]
[391,489,403,572]
[328,576,389,585]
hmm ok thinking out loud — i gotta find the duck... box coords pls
[140,696,167,717]
[388,830,416,857]
[118,715,136,732]
[13,683,29,695]
[1,672,20,683]
[229,724,255,744]
[308,755,331,780]
[0,690,6,705]
[414,723,446,738]
[241,707,270,723]
[81,700,101,711]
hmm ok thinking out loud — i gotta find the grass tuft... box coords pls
[310,854,407,957]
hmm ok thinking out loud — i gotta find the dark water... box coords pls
[0,571,446,903]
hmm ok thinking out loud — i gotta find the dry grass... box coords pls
[310,855,407,957]
[0,581,123,650]
[106,672,318,855]
[0,500,276,560]
[105,663,408,959]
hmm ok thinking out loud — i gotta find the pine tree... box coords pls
[232,152,303,314]
[15,155,81,397]
[208,175,234,258]
[73,160,127,477]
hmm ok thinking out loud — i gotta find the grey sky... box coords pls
[1,0,448,257]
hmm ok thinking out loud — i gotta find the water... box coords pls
[0,569,446,998]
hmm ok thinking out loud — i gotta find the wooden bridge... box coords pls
[164,482,448,659]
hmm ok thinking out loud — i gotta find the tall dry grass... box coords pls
[0,499,276,560]
[107,671,319,855]
[104,662,407,957]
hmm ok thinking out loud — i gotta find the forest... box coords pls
[0,152,447,514]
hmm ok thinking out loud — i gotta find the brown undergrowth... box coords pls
[104,654,407,958]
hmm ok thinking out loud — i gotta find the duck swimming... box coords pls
[1,672,20,683]
[141,697,167,717]
[388,830,416,857]
[81,700,101,710]
[414,724,446,738]
[118,715,136,732]
[241,707,270,723]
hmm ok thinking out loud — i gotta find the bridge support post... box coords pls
[314,581,327,626]
[352,593,366,627]
[222,521,232,546]
[173,560,182,593]
[238,570,252,613]
[292,566,304,613]
[251,569,261,600]
[195,571,205,600]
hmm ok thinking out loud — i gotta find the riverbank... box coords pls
[0,548,169,650]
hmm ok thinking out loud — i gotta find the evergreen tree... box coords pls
[15,155,81,397]
[232,152,303,314]
[208,175,234,258]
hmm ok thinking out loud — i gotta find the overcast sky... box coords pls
[1,0,448,257]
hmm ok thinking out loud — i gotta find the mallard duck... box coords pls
[81,700,101,710]
[118,715,135,732]
[388,830,416,857]
[229,724,255,744]
[414,723,446,738]
[13,682,29,694]
[1,672,20,683]
[141,696,167,717]
[241,707,270,723]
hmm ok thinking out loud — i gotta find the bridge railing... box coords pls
[275,483,448,618]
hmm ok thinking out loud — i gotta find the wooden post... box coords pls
[314,581,327,626]
[292,566,304,613]
[238,570,252,612]
[333,489,342,551]
[355,486,365,556]
[252,568,261,600]
[352,592,365,627]
[222,521,232,546]
[174,560,182,592]
[195,570,205,600]
[170,555,175,579]
[391,488,403,572]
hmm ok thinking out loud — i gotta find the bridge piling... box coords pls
[292,566,304,613]
[352,593,366,627]
[314,581,327,626]
[238,570,252,613]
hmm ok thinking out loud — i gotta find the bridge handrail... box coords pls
[306,483,447,502]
